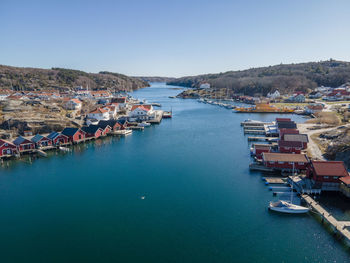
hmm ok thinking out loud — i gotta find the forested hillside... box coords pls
[167,60,350,96]
[0,65,149,92]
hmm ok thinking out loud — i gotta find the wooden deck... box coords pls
[302,194,350,244]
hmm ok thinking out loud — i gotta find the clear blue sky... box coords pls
[1,0,350,77]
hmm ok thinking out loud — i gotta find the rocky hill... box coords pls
[167,60,350,96]
[135,76,176,83]
[0,65,149,92]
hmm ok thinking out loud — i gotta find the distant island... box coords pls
[0,65,149,92]
[167,59,350,96]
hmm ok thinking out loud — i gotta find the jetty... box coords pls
[112,130,132,136]
[302,194,350,245]
[148,110,163,124]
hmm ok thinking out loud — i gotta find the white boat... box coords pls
[269,200,309,214]
[268,163,309,214]
[138,122,151,127]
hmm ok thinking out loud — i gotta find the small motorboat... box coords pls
[138,122,151,127]
[162,111,172,118]
[269,200,309,214]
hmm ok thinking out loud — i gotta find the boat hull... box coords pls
[269,206,309,214]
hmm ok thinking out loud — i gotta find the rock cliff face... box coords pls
[319,127,350,168]
[0,65,149,92]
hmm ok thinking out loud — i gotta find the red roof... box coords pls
[311,161,349,177]
[131,105,151,111]
[340,176,350,185]
[89,108,108,114]
[0,139,16,147]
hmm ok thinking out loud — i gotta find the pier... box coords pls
[302,194,350,245]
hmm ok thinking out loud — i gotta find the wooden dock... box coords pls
[302,194,350,245]
[244,129,266,135]
[263,177,286,184]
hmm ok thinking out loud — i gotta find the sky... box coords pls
[1,0,350,77]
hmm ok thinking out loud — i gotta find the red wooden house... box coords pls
[47,132,69,145]
[251,144,271,160]
[0,139,18,157]
[278,140,303,154]
[262,152,309,171]
[61,128,86,143]
[31,134,53,148]
[307,160,349,191]
[82,126,103,139]
[279,128,299,139]
[283,134,308,149]
[13,136,35,153]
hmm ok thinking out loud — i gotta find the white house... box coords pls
[129,105,154,121]
[87,107,110,121]
[267,90,280,99]
[65,98,82,110]
[103,105,118,119]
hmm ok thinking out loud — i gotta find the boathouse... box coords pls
[279,128,299,139]
[262,152,309,171]
[0,139,18,158]
[31,134,53,148]
[278,140,303,154]
[47,132,69,145]
[307,160,349,191]
[339,177,350,198]
[82,126,103,139]
[283,134,308,149]
[97,120,120,131]
[13,136,35,153]
[252,144,271,159]
[61,128,86,143]
[277,121,297,130]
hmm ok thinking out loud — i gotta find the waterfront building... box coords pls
[251,145,271,159]
[339,177,350,198]
[278,128,299,139]
[13,136,35,153]
[307,160,349,191]
[0,139,18,157]
[262,152,309,171]
[278,140,303,154]
[61,128,86,143]
[129,105,154,121]
[82,126,103,139]
[97,120,121,131]
[283,134,308,149]
[31,134,53,148]
[47,132,69,145]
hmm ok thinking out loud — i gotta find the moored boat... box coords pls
[162,111,172,118]
[269,200,309,213]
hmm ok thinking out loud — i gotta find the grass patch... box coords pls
[306,112,341,126]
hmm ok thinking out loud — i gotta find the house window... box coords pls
[324,176,329,179]
[278,161,284,164]
[334,177,338,179]
[298,162,304,165]
[270,161,275,164]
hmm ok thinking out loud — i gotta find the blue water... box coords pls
[0,83,349,262]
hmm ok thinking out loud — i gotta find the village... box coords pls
[0,86,171,161]
[243,117,350,244]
